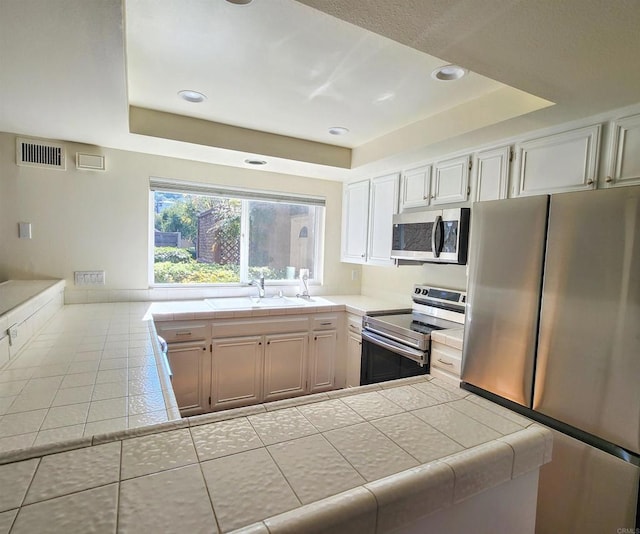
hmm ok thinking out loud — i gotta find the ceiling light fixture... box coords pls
[178,90,207,103]
[225,0,253,4]
[244,158,267,166]
[328,127,349,136]
[431,65,467,81]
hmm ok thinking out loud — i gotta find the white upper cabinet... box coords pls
[475,146,512,202]
[341,180,370,263]
[341,174,399,265]
[367,173,399,266]
[399,165,431,211]
[607,114,640,187]
[514,125,600,196]
[432,155,470,205]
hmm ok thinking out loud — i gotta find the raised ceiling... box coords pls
[0,0,639,180]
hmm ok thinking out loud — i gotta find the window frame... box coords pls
[148,179,325,288]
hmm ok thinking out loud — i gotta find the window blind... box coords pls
[150,177,326,207]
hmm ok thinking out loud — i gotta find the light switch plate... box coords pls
[18,222,32,239]
[74,270,105,286]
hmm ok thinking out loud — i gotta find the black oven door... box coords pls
[360,331,429,385]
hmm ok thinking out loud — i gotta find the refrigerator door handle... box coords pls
[432,215,443,257]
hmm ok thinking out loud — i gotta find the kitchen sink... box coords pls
[205,296,306,309]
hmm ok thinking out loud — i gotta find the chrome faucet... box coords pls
[250,275,265,298]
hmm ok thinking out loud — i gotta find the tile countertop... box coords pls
[0,375,552,533]
[0,295,406,455]
[431,328,465,350]
[0,302,179,454]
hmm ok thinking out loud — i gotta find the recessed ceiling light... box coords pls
[226,0,253,4]
[244,158,267,166]
[178,90,207,103]
[328,127,349,136]
[431,65,467,81]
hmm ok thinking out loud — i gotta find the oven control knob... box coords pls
[421,289,428,295]
[414,288,421,294]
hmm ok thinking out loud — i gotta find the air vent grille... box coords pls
[16,137,66,170]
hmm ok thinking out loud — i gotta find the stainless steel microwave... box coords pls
[391,207,470,264]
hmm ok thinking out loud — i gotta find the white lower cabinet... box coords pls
[429,334,463,386]
[211,336,263,411]
[345,314,362,388]
[263,333,308,402]
[156,321,212,417]
[166,340,211,416]
[308,330,337,393]
[159,313,342,414]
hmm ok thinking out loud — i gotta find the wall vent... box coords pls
[16,137,66,170]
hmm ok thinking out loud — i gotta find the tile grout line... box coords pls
[446,399,524,435]
[115,440,123,533]
[187,426,223,534]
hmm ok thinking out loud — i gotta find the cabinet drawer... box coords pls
[311,315,338,331]
[430,342,462,375]
[155,322,209,343]
[347,314,362,335]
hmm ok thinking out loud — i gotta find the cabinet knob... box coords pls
[431,194,435,199]
[587,179,594,185]
[423,195,428,200]
[361,253,365,258]
[605,176,613,183]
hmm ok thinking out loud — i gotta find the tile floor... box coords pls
[0,377,546,533]
[0,303,176,453]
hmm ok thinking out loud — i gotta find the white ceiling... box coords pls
[125,0,507,148]
[1,0,639,181]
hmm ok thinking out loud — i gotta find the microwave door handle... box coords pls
[432,215,443,257]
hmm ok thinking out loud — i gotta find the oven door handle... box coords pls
[361,330,426,366]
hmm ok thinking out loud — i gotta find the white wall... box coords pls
[361,264,468,305]
[0,132,360,300]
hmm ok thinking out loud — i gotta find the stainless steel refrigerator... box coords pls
[461,186,640,533]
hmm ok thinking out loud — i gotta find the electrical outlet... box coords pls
[74,271,105,286]
[351,269,358,281]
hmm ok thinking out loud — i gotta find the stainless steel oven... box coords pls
[360,286,466,385]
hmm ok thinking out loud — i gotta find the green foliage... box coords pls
[154,247,195,264]
[248,266,287,280]
[154,194,241,243]
[154,261,240,284]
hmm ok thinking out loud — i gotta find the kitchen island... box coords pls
[0,288,552,532]
[0,374,551,533]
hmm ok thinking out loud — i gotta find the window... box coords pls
[150,180,324,285]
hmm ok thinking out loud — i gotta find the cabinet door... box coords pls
[211,336,263,411]
[309,330,337,393]
[341,180,369,263]
[432,155,470,205]
[514,124,600,196]
[263,332,309,402]
[166,341,210,416]
[346,331,362,388]
[475,146,511,202]
[367,173,399,266]
[607,114,640,187]
[400,165,431,211]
